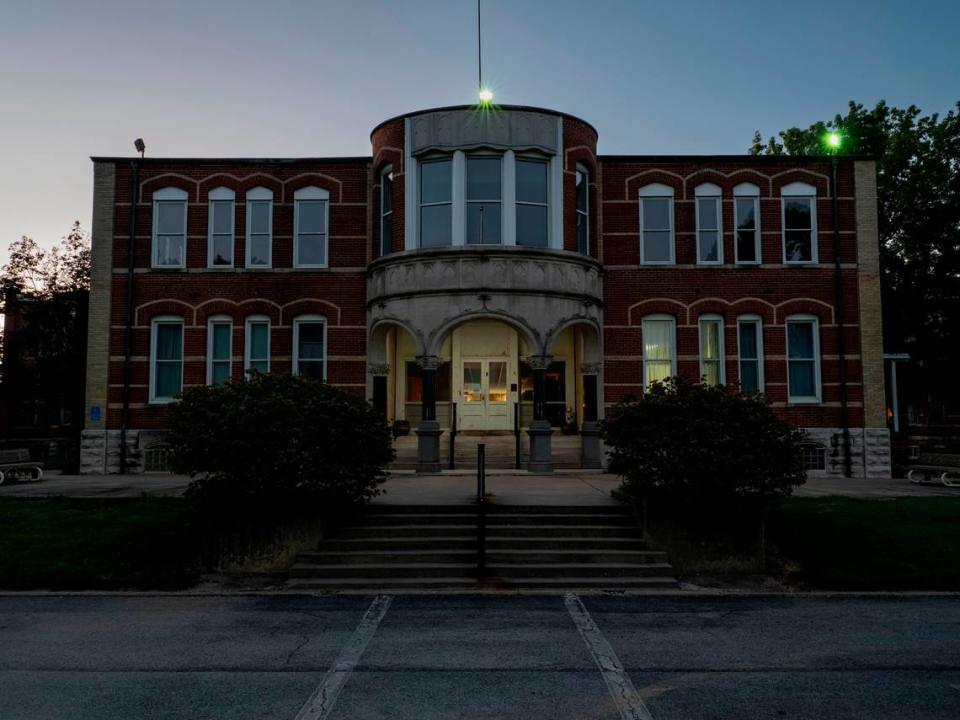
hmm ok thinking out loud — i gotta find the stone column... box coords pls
[415,355,442,473]
[526,355,553,473]
[580,362,603,469]
[368,363,390,418]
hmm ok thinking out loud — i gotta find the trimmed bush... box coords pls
[602,378,807,507]
[169,373,393,522]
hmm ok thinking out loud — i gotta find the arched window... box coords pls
[293,315,327,379]
[736,314,764,393]
[642,314,676,387]
[206,314,232,385]
[639,184,674,264]
[245,187,273,268]
[785,314,821,403]
[576,165,589,255]
[244,315,270,374]
[733,183,761,264]
[695,183,722,264]
[380,166,393,257]
[293,186,329,268]
[207,187,235,268]
[149,315,184,403]
[698,314,725,385]
[781,182,817,264]
[152,187,188,269]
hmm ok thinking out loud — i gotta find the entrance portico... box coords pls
[367,245,603,471]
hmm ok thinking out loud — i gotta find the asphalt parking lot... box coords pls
[1,593,959,719]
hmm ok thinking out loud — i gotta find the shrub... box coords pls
[602,377,807,508]
[169,373,394,523]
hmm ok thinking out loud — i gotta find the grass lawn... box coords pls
[0,497,201,590]
[769,496,960,590]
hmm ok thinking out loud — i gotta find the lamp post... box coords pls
[827,131,852,477]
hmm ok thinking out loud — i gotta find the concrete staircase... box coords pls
[287,504,678,591]
[391,432,583,470]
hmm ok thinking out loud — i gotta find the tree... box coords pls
[751,101,960,422]
[0,222,91,442]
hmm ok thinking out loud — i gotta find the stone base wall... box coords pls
[802,427,891,479]
[80,429,153,474]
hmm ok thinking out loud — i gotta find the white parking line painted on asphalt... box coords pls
[564,593,655,720]
[293,594,393,720]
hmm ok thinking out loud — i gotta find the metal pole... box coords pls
[477,442,486,580]
[890,360,900,434]
[120,160,140,475]
[831,154,852,477]
[449,401,457,470]
[514,402,521,470]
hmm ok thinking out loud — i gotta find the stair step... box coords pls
[285,576,679,590]
[290,563,477,579]
[490,562,675,578]
[286,577,479,590]
[317,537,648,551]
[336,525,643,539]
[296,550,666,565]
[359,513,633,526]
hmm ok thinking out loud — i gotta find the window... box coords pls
[405,361,451,402]
[150,317,183,403]
[576,166,589,255]
[152,187,187,268]
[786,315,821,403]
[420,159,452,247]
[207,187,234,267]
[465,156,502,244]
[207,316,232,385]
[698,315,725,385]
[642,315,676,387]
[294,186,329,268]
[245,187,273,267]
[733,183,761,264]
[737,315,764,393]
[516,158,549,248]
[801,443,827,471]
[293,315,327,379]
[380,166,393,257]
[781,182,817,263]
[695,183,722,264]
[639,184,674,264]
[244,316,270,374]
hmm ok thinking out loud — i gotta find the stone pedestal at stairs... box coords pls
[580,422,603,470]
[526,420,553,473]
[416,420,443,473]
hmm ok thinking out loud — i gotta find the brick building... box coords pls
[81,104,890,477]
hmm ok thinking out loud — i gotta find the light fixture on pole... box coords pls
[134,138,146,158]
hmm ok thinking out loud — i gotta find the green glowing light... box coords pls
[478,87,494,104]
[826,131,842,149]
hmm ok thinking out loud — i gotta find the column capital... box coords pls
[367,363,391,377]
[524,354,554,371]
[581,362,602,376]
[415,354,442,371]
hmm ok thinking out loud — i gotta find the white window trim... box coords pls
[515,154,552,250]
[736,314,765,393]
[785,314,822,404]
[380,165,393,257]
[206,315,232,385]
[149,315,184,404]
[780,181,818,265]
[733,183,761,265]
[464,152,504,246]
[293,186,330,269]
[245,186,273,268]
[151,187,188,269]
[207,187,235,269]
[641,314,677,387]
[244,315,271,374]
[576,164,590,255]
[639,184,675,265]
[698,314,726,385]
[694,183,723,265]
[418,156,455,249]
[292,314,328,380]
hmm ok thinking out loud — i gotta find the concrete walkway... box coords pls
[2,469,957,501]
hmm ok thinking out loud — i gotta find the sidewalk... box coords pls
[1,469,956,501]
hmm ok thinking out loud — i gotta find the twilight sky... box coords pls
[1,0,957,263]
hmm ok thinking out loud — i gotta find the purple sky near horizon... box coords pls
[2,0,957,264]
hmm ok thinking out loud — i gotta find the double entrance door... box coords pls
[459,359,510,431]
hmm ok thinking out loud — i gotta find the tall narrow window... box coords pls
[786,315,821,403]
[294,186,329,268]
[698,315,725,385]
[244,316,270,374]
[293,315,327,379]
[152,187,187,268]
[695,184,722,264]
[245,187,273,267]
[639,184,674,264]
[380,166,393,257]
[576,166,589,255]
[207,316,232,385]
[781,182,817,263]
[734,183,760,264]
[150,317,183,403]
[516,158,549,248]
[737,316,764,393]
[207,187,235,268]
[420,159,452,247]
[466,156,502,244]
[642,315,676,387]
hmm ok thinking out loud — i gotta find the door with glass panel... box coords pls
[459,359,511,430]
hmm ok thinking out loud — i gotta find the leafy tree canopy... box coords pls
[1,221,90,304]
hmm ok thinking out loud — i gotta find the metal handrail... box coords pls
[477,443,486,580]
[449,402,457,470]
[514,402,521,469]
